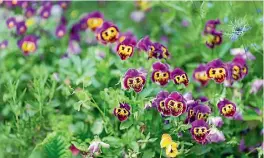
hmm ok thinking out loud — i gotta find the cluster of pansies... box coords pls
[1,1,258,157]
[2,1,71,54]
[202,19,223,49]
[193,55,248,86]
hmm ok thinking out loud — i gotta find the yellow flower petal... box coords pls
[165,142,179,158]
[160,134,172,148]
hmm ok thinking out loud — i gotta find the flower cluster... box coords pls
[152,91,187,117]
[151,62,189,87]
[137,36,170,60]
[193,56,248,86]
[160,134,179,158]
[122,68,147,93]
[202,19,223,49]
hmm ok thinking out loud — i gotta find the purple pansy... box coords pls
[153,91,171,116]
[217,98,236,117]
[40,5,52,19]
[171,68,189,86]
[55,24,66,38]
[193,104,211,121]
[0,40,8,49]
[116,35,137,60]
[193,64,210,86]
[96,21,119,44]
[232,55,248,79]
[151,62,170,86]
[185,104,197,124]
[191,120,210,144]
[113,103,131,122]
[203,19,221,34]
[122,68,146,93]
[16,21,27,35]
[205,31,223,49]
[165,92,186,117]
[206,59,228,83]
[137,36,170,59]
[17,35,38,55]
[24,7,36,18]
[6,17,16,29]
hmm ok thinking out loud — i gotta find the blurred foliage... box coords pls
[0,1,263,158]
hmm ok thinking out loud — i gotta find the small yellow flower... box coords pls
[160,134,172,148]
[165,141,179,158]
[26,18,35,27]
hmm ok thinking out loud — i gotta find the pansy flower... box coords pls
[165,92,186,117]
[17,35,38,55]
[206,59,228,83]
[40,5,52,19]
[24,7,36,18]
[193,104,211,121]
[137,36,170,59]
[113,103,131,122]
[153,91,171,116]
[191,120,210,144]
[151,62,170,86]
[96,21,119,44]
[116,35,137,60]
[184,101,199,124]
[0,40,8,49]
[217,98,236,117]
[171,68,189,86]
[122,68,146,93]
[6,17,16,29]
[232,55,248,79]
[226,61,242,82]
[205,31,223,49]
[86,11,104,31]
[165,141,179,158]
[203,19,220,34]
[16,21,27,35]
[193,64,210,86]
[55,24,66,38]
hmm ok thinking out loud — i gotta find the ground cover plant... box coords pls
[0,1,263,158]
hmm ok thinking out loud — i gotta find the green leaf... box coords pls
[142,149,155,158]
[120,119,133,130]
